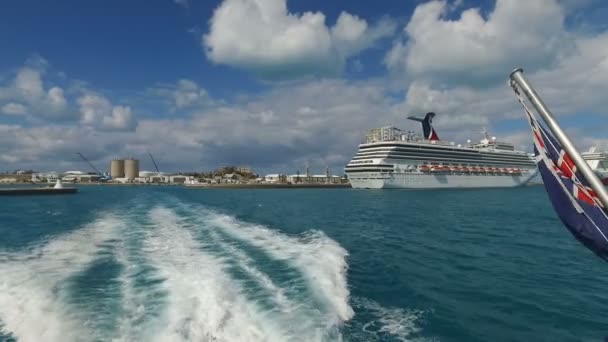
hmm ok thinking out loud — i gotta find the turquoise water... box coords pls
[1,186,607,341]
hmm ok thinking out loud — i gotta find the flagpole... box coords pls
[509,68,608,209]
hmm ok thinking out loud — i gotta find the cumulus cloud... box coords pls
[386,0,568,85]
[3,1,608,175]
[204,0,396,78]
[15,68,44,97]
[388,0,608,149]
[78,94,137,131]
[1,102,27,115]
[0,66,69,119]
[146,79,214,113]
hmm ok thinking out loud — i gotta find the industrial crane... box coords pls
[76,152,111,181]
[148,151,164,183]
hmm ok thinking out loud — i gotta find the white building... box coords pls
[169,175,191,184]
[264,174,281,183]
[237,166,252,174]
[32,172,60,183]
[61,171,101,183]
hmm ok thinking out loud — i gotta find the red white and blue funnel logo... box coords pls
[408,112,440,141]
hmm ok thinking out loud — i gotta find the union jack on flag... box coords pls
[513,88,608,260]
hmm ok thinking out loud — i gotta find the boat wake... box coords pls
[0,200,355,342]
[347,297,431,342]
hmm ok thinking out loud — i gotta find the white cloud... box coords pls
[47,87,67,112]
[78,94,137,131]
[0,66,69,118]
[15,68,44,98]
[147,79,214,112]
[388,0,608,148]
[1,103,27,115]
[2,1,608,175]
[386,0,568,85]
[173,79,210,109]
[204,0,395,78]
[174,0,188,8]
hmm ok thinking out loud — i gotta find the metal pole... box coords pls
[509,68,608,209]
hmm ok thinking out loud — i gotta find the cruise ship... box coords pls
[345,113,538,189]
[582,146,608,184]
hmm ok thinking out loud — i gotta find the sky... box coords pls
[1,0,608,175]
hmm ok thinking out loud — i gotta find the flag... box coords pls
[513,90,608,260]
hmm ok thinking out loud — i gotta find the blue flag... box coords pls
[515,92,608,260]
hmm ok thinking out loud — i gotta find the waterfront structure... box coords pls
[287,174,342,184]
[61,171,101,183]
[345,112,537,189]
[0,175,28,183]
[124,159,139,180]
[31,172,61,183]
[582,146,608,184]
[264,174,281,183]
[110,159,125,178]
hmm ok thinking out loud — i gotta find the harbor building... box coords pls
[31,172,61,183]
[61,171,102,183]
[237,166,252,174]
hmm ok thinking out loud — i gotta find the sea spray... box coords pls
[143,207,287,341]
[0,213,123,342]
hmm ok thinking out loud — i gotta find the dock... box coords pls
[0,187,78,196]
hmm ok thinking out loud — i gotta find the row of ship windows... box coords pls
[349,162,529,168]
[353,152,532,162]
[354,149,532,161]
[359,145,520,157]
[352,156,533,166]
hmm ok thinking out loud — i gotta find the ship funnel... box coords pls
[407,112,440,141]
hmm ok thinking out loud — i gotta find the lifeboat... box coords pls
[461,167,470,172]
[509,168,522,174]
[419,165,431,172]
[431,165,449,172]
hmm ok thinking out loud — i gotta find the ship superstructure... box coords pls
[345,113,538,189]
[582,146,608,184]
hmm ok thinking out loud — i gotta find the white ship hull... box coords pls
[348,171,537,189]
[347,114,538,189]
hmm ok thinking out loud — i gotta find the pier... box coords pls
[0,187,78,196]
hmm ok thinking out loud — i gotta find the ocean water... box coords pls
[1,185,607,342]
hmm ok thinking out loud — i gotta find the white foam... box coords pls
[354,297,425,342]
[142,207,289,342]
[204,210,354,330]
[112,229,151,342]
[207,229,292,311]
[0,214,123,342]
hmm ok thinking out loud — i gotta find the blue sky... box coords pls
[1,0,415,95]
[1,0,607,173]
